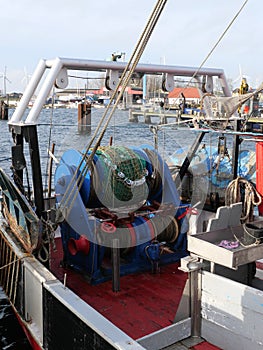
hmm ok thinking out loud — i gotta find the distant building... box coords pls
[55,87,143,105]
[168,87,200,106]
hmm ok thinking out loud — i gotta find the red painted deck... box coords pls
[50,238,220,349]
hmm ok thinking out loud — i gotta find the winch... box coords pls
[55,145,188,283]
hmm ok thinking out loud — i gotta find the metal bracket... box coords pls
[179,255,200,272]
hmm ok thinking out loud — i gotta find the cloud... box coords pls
[1,0,262,92]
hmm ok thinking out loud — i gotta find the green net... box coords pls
[94,146,149,209]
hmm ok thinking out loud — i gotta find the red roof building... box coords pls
[168,87,201,106]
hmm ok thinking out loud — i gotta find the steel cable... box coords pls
[56,0,168,220]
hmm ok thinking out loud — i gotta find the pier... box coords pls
[129,107,182,124]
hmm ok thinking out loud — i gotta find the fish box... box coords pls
[188,221,263,269]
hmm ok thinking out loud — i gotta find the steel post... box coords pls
[112,238,120,292]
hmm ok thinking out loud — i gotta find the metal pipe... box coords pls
[190,269,201,336]
[177,131,206,183]
[9,59,47,124]
[47,57,225,77]
[25,57,63,124]
[188,261,202,337]
[219,72,232,97]
[10,56,228,126]
[112,238,120,292]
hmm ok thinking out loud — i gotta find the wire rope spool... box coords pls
[96,213,179,251]
[150,215,179,243]
[143,148,163,201]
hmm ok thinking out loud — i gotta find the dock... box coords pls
[129,107,182,124]
[128,107,263,133]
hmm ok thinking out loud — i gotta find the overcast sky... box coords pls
[0,0,261,93]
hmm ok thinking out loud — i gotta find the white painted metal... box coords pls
[106,69,119,90]
[9,59,46,123]
[206,202,242,231]
[25,57,63,124]
[204,76,213,93]
[55,67,68,89]
[137,318,191,350]
[188,220,263,269]
[162,73,175,92]
[23,257,56,345]
[201,271,263,349]
[8,57,230,126]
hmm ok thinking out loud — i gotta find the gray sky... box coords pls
[0,0,261,93]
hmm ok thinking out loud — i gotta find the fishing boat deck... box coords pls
[50,237,221,349]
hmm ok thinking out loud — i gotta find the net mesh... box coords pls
[202,84,263,119]
[93,146,149,209]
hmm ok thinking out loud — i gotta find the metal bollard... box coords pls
[78,102,91,134]
[187,260,202,337]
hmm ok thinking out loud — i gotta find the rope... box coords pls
[189,0,249,85]
[56,0,168,221]
[225,177,262,222]
[170,0,249,112]
[0,256,27,270]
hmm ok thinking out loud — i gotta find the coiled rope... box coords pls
[56,0,168,221]
[225,177,262,222]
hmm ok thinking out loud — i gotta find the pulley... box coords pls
[202,75,213,93]
[204,75,213,93]
[55,68,68,89]
[162,73,174,92]
[217,136,228,156]
[105,69,119,90]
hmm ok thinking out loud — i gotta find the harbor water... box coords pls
[0,106,256,348]
[0,287,32,349]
